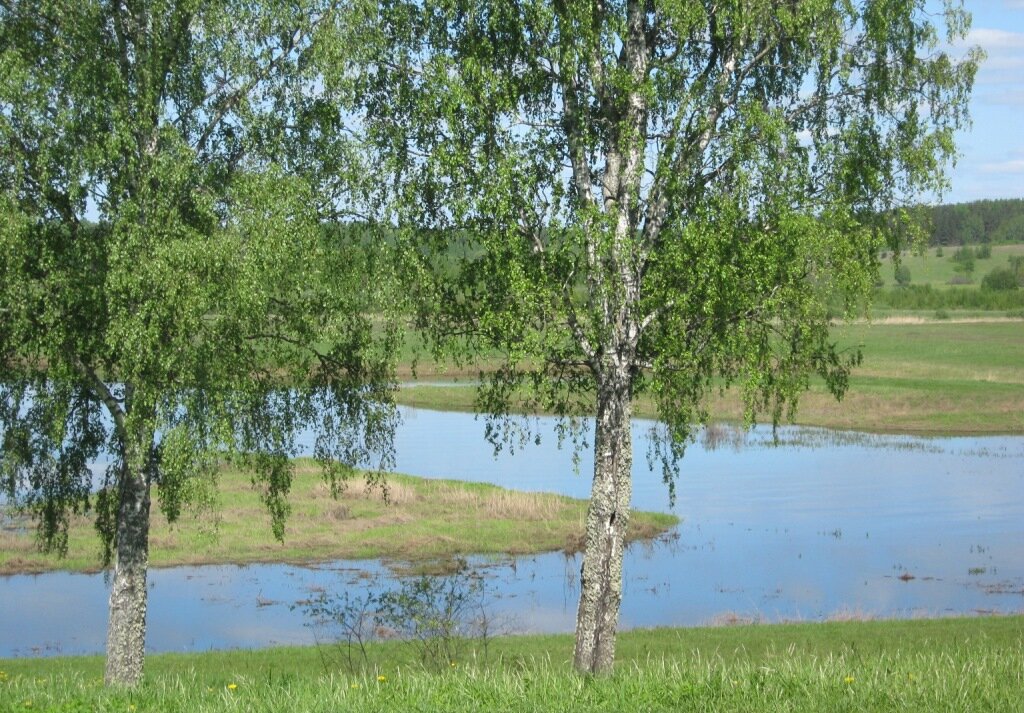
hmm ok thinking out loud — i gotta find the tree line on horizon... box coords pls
[925,198,1024,246]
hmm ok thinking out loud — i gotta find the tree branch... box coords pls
[71,356,126,438]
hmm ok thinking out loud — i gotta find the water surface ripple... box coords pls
[2,407,1022,657]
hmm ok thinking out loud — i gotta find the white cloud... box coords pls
[954,27,1024,86]
[1004,1,1024,10]
[966,28,1024,49]
[978,158,1024,174]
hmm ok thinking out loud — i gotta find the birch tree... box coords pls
[0,0,396,685]
[342,0,979,673]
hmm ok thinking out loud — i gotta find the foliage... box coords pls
[927,198,1024,245]
[951,251,975,280]
[871,285,1024,310]
[345,0,980,483]
[894,265,912,287]
[951,245,976,262]
[338,0,979,672]
[0,0,399,684]
[0,0,397,563]
[302,569,499,672]
[1009,255,1024,278]
[981,267,1020,292]
[992,214,1024,244]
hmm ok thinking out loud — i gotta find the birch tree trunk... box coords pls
[573,365,633,674]
[104,449,152,686]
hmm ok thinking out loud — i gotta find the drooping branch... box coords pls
[194,6,339,157]
[71,356,126,439]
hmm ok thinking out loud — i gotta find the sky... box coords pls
[945,1,1024,203]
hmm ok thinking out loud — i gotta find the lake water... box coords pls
[2,407,1023,657]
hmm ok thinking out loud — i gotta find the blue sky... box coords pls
[945,1,1024,203]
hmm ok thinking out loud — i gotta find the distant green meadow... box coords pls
[877,243,1024,289]
[2,617,1022,712]
[397,320,1024,435]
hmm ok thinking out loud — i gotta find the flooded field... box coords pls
[2,407,1022,657]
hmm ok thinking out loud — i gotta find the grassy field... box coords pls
[879,243,1024,288]
[1,616,1021,711]
[397,320,1024,435]
[0,463,677,576]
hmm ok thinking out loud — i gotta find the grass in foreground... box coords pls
[397,321,1024,435]
[1,616,1022,712]
[0,463,677,576]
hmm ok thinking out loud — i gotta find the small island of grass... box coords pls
[0,461,678,576]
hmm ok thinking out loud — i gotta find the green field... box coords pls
[2,616,1021,712]
[396,320,1024,435]
[390,246,1024,434]
[879,243,1024,288]
[0,464,677,576]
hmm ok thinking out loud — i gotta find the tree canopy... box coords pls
[927,198,1024,245]
[341,0,980,673]
[0,0,397,685]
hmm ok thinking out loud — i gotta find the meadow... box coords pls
[396,320,1024,435]
[2,616,1022,712]
[0,463,677,576]
[877,243,1024,289]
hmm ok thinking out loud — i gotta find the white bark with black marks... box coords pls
[104,446,152,686]
[573,364,633,674]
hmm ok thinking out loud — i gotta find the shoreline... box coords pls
[0,468,678,578]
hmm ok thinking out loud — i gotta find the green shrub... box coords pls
[951,245,975,262]
[981,267,1020,291]
[1010,255,1024,278]
[977,243,992,259]
[871,284,1024,310]
[894,264,911,286]
[953,259,975,279]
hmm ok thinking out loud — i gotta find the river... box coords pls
[2,406,1022,657]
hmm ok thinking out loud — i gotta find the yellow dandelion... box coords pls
[844,676,855,685]
[129,705,136,712]
[0,671,7,682]
[377,675,387,683]
[450,662,457,668]
[227,683,238,691]
[350,683,360,689]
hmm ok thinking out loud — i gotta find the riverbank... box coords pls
[397,321,1024,435]
[2,616,1021,711]
[0,463,677,576]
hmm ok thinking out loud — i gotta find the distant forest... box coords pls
[926,198,1024,245]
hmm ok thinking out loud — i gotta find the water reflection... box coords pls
[1,407,1022,657]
